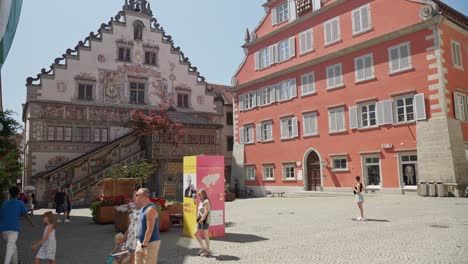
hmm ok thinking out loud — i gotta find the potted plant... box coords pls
[225,184,235,202]
[90,194,129,224]
[151,198,171,232]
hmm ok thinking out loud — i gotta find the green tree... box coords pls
[108,160,155,193]
[0,110,22,193]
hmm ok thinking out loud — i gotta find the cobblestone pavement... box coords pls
[1,195,468,264]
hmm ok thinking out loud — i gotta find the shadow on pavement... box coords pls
[366,219,390,222]
[225,221,236,228]
[215,254,241,261]
[211,232,269,243]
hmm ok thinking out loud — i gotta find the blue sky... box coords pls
[2,0,467,121]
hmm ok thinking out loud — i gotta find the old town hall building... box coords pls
[231,0,467,196]
[22,0,232,206]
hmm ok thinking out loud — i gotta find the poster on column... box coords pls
[183,156,225,238]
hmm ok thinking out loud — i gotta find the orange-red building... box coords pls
[230,0,468,196]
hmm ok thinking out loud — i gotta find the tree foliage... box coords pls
[0,110,23,193]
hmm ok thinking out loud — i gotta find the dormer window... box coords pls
[133,20,144,41]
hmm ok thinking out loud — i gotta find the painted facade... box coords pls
[231,0,468,196]
[22,0,229,206]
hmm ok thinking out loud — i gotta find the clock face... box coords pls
[105,82,118,98]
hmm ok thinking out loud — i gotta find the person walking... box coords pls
[0,186,35,264]
[32,212,56,264]
[195,189,212,257]
[353,176,366,221]
[134,188,160,264]
[65,184,74,222]
[54,188,66,223]
[124,193,140,264]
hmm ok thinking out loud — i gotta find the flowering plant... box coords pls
[151,198,169,212]
[90,194,130,218]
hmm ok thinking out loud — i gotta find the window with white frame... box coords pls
[303,112,318,136]
[400,154,417,186]
[364,156,380,186]
[258,120,273,142]
[328,107,345,133]
[278,79,297,101]
[299,29,313,55]
[394,95,415,123]
[352,4,371,35]
[263,165,274,180]
[278,39,291,62]
[331,156,347,171]
[451,40,463,69]
[359,102,377,128]
[301,72,315,95]
[260,86,275,106]
[276,2,289,24]
[283,164,295,180]
[454,92,468,121]
[388,42,412,73]
[281,117,298,139]
[240,125,254,144]
[240,91,257,111]
[354,53,374,82]
[324,17,341,46]
[258,47,271,70]
[326,63,343,89]
[246,166,256,181]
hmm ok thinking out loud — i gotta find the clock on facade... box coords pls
[105,81,119,98]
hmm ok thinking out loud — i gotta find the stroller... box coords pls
[107,250,130,264]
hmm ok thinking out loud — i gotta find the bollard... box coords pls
[428,182,437,197]
[437,182,445,197]
[419,182,427,196]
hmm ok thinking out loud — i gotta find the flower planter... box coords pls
[159,210,171,232]
[114,210,130,233]
[94,206,116,224]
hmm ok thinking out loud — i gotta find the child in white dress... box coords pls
[32,211,56,264]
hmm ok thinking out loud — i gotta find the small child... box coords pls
[32,211,56,264]
[108,233,130,264]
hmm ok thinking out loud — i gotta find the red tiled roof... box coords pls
[208,83,233,105]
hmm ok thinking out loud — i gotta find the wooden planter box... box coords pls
[114,210,130,233]
[94,206,116,224]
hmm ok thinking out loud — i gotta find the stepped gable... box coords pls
[25,0,206,86]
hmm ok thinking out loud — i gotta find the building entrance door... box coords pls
[307,151,321,191]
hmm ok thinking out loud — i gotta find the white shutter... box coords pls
[273,44,279,63]
[337,109,345,131]
[329,111,337,132]
[336,64,343,85]
[299,32,306,54]
[301,75,307,95]
[356,57,364,81]
[454,93,462,120]
[349,106,359,129]
[364,55,373,78]
[332,19,340,42]
[275,83,280,101]
[292,117,298,138]
[269,45,275,66]
[303,116,309,135]
[256,90,262,106]
[377,100,394,125]
[272,7,278,25]
[267,122,273,140]
[255,52,260,70]
[327,66,334,88]
[352,9,361,34]
[289,37,296,58]
[362,5,370,30]
[269,86,276,102]
[256,124,262,142]
[290,78,297,98]
[311,114,317,135]
[239,95,245,111]
[465,96,468,121]
[313,0,321,11]
[414,93,427,120]
[288,0,297,22]
[239,127,245,144]
[325,22,331,44]
[281,119,287,139]
[251,92,257,108]
[400,43,410,69]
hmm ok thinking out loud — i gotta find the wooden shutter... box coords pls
[256,124,262,142]
[352,8,361,34]
[254,52,260,70]
[289,37,296,58]
[313,0,321,11]
[292,117,299,138]
[290,78,297,98]
[289,0,297,22]
[349,106,359,129]
[272,7,278,25]
[239,127,245,144]
[454,93,463,120]
[414,93,427,120]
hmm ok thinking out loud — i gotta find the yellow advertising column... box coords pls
[183,156,197,237]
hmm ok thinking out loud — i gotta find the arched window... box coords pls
[133,20,144,41]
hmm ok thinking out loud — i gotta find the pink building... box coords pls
[230,0,468,196]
